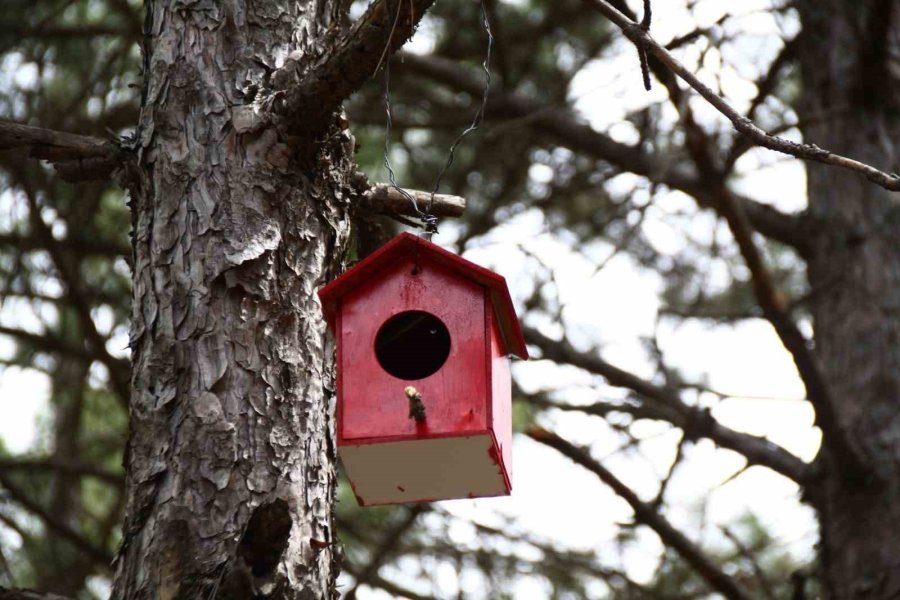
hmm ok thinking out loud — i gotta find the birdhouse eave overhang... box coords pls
[318,232,528,359]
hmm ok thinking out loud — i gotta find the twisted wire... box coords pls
[381,0,493,235]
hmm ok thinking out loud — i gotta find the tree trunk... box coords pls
[113,0,353,597]
[797,2,900,597]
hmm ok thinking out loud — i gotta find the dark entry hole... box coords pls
[375,310,451,380]
[239,499,292,577]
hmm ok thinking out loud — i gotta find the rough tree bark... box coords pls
[797,1,900,598]
[113,0,356,597]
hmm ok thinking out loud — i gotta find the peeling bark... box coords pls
[113,0,354,597]
[797,2,900,598]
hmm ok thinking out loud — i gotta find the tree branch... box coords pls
[571,1,869,480]
[344,506,428,600]
[0,231,129,259]
[725,38,799,170]
[527,427,755,600]
[0,325,129,377]
[5,24,131,39]
[20,187,131,405]
[0,119,126,182]
[398,52,813,251]
[582,0,900,192]
[271,0,438,134]
[524,327,812,485]
[704,183,868,481]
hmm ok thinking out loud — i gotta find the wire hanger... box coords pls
[381,0,493,241]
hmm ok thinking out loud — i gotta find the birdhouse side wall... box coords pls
[488,308,513,489]
[338,254,490,442]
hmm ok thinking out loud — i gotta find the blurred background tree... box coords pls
[0,0,897,598]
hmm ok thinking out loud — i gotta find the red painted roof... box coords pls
[319,232,528,359]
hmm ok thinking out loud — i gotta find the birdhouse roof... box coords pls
[319,232,528,359]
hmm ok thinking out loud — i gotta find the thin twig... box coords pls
[0,119,125,182]
[582,0,900,192]
[581,0,874,480]
[399,52,814,251]
[344,506,428,600]
[0,474,113,567]
[363,184,466,218]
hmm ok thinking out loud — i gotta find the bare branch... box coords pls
[721,526,779,600]
[0,119,126,182]
[527,427,755,600]
[398,52,813,251]
[0,474,113,567]
[363,184,466,218]
[0,120,111,159]
[524,327,812,485]
[704,184,868,480]
[725,38,799,169]
[582,0,900,192]
[571,3,869,479]
[344,506,428,600]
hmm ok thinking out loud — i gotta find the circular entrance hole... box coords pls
[375,310,451,380]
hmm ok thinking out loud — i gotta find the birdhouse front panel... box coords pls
[338,254,489,441]
[318,232,528,506]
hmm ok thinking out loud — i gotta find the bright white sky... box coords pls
[0,0,819,597]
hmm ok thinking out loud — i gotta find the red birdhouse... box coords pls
[318,232,528,506]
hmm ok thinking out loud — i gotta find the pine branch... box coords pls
[20,187,131,405]
[527,427,755,600]
[399,52,813,251]
[702,180,869,481]
[0,119,126,182]
[344,506,428,600]
[572,1,870,479]
[523,327,812,485]
[582,0,900,192]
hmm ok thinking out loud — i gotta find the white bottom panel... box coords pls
[340,434,510,505]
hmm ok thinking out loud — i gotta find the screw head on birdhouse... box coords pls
[318,232,528,506]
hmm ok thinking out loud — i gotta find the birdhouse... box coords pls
[318,232,528,506]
